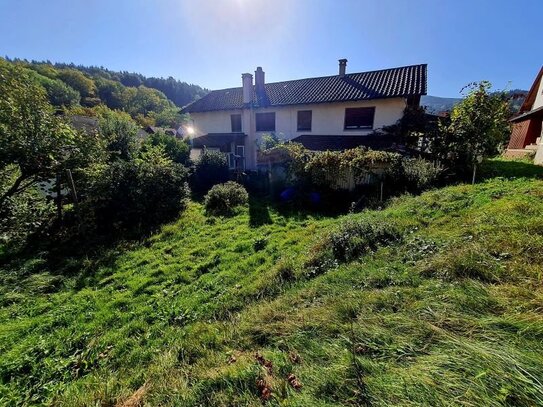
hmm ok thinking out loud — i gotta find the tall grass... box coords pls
[1,166,543,405]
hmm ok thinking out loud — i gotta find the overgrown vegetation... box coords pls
[1,160,543,405]
[204,181,248,215]
[191,150,230,194]
[0,60,191,248]
[426,81,512,179]
[0,57,535,406]
[262,144,443,196]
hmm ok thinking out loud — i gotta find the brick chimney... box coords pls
[338,59,347,77]
[242,73,253,105]
[255,67,265,94]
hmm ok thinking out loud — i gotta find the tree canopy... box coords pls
[430,81,511,176]
[2,57,207,128]
[0,60,78,206]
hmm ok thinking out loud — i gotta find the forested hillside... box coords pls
[2,57,208,128]
[422,89,527,115]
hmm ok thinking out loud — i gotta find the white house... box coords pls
[181,60,427,170]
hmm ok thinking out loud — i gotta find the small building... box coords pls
[145,126,181,138]
[506,66,543,164]
[181,60,428,170]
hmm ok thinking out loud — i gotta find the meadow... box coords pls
[1,160,543,406]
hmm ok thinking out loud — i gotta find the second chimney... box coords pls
[242,73,253,105]
[255,67,265,94]
[338,59,347,77]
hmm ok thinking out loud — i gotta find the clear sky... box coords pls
[0,0,541,97]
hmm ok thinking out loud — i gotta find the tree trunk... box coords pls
[472,163,477,185]
[56,173,62,224]
[0,173,26,207]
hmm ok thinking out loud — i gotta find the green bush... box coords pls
[97,107,140,161]
[45,79,80,107]
[329,218,402,262]
[204,182,248,216]
[305,218,402,276]
[145,130,190,165]
[400,158,443,191]
[192,150,230,193]
[84,146,189,233]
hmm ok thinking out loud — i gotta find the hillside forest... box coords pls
[2,57,208,128]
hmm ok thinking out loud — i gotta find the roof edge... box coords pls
[518,66,543,113]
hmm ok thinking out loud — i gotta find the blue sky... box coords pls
[0,0,541,97]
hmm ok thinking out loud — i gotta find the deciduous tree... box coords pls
[0,61,77,207]
[430,81,511,180]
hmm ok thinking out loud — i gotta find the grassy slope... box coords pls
[1,161,543,406]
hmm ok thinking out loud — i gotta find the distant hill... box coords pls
[16,59,210,108]
[2,57,210,127]
[421,95,462,114]
[422,89,528,116]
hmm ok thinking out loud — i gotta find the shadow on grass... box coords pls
[0,213,170,295]
[480,159,543,180]
[249,196,273,227]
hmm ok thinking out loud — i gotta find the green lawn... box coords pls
[1,160,543,406]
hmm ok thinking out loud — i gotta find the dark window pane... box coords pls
[297,110,312,131]
[256,112,275,131]
[231,114,242,132]
[344,107,375,130]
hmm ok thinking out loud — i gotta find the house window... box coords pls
[231,114,242,132]
[297,110,312,131]
[255,112,275,131]
[344,107,375,130]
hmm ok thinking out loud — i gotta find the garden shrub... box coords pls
[204,181,248,215]
[145,130,190,165]
[261,144,402,191]
[192,150,229,193]
[328,218,402,262]
[400,158,443,191]
[84,146,189,233]
[305,217,402,276]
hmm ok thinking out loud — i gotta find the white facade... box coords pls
[533,76,543,110]
[188,97,408,170]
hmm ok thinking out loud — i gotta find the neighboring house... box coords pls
[180,60,427,170]
[507,66,543,164]
[70,115,99,134]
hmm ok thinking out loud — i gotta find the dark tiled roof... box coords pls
[291,134,403,152]
[146,126,177,135]
[181,64,427,113]
[192,133,246,149]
